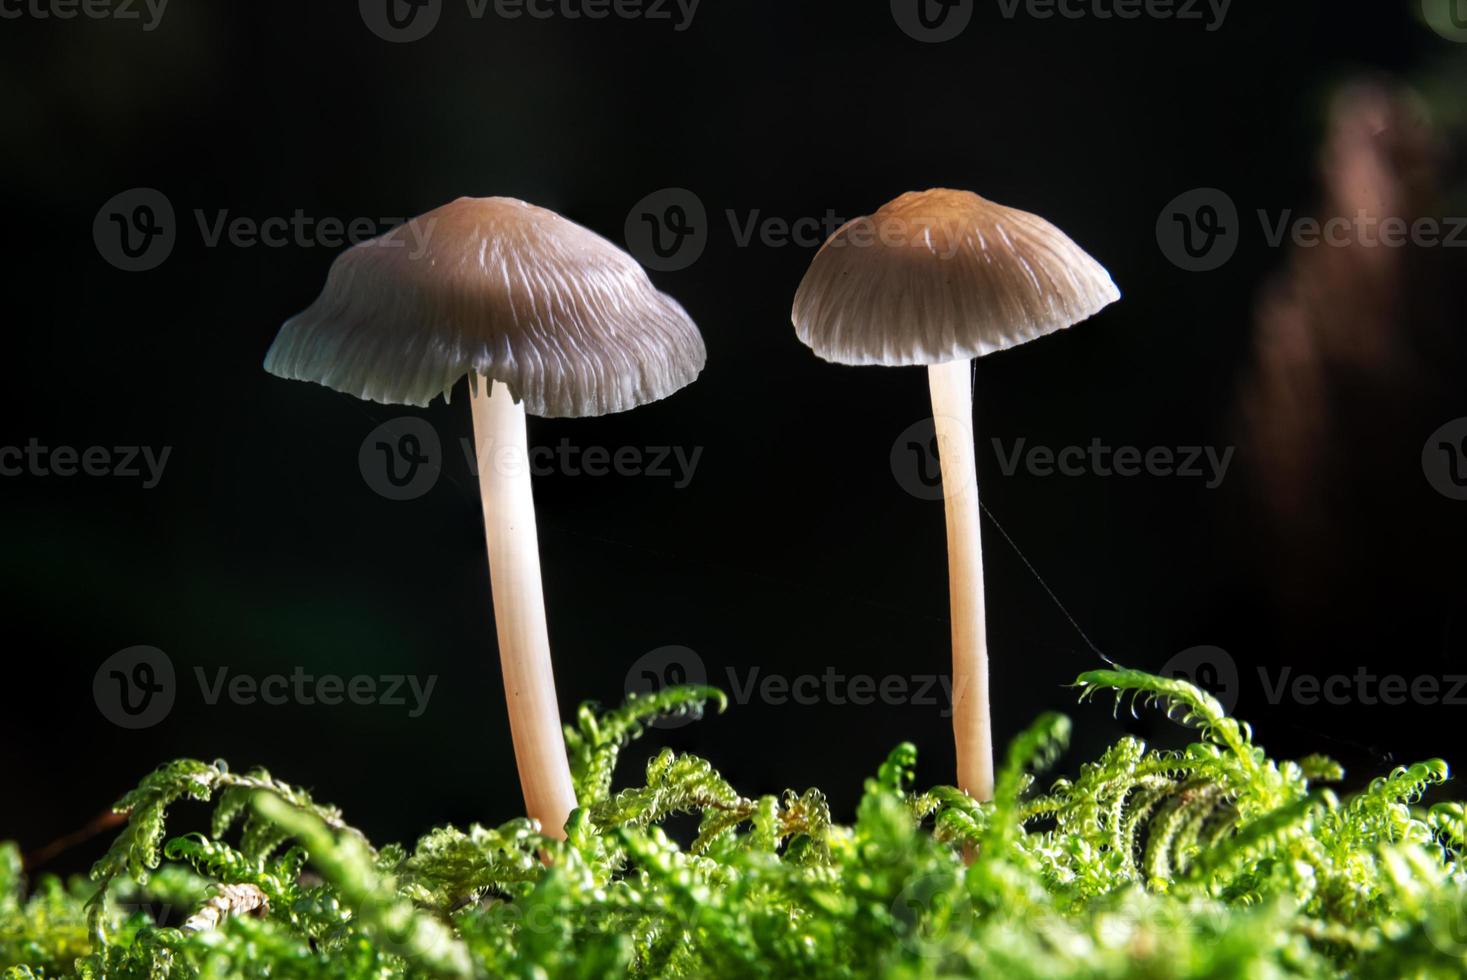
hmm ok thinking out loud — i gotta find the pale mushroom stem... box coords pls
[927,358,995,802]
[469,379,578,839]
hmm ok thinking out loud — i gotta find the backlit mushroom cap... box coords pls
[264,197,706,417]
[792,188,1120,366]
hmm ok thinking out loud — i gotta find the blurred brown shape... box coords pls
[1239,80,1449,615]
[22,808,126,874]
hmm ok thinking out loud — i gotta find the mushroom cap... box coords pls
[791,188,1120,367]
[264,197,707,417]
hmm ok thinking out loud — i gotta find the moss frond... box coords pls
[4,670,1464,978]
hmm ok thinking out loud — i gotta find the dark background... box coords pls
[3,1,1465,873]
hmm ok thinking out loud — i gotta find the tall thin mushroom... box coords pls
[265,197,706,837]
[791,188,1118,801]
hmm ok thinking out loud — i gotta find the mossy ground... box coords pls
[4,670,1467,978]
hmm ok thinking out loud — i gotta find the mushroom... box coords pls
[264,196,707,838]
[791,188,1118,801]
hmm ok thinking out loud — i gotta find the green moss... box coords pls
[5,671,1466,978]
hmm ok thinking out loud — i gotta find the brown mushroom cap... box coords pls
[791,188,1120,366]
[264,197,706,417]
